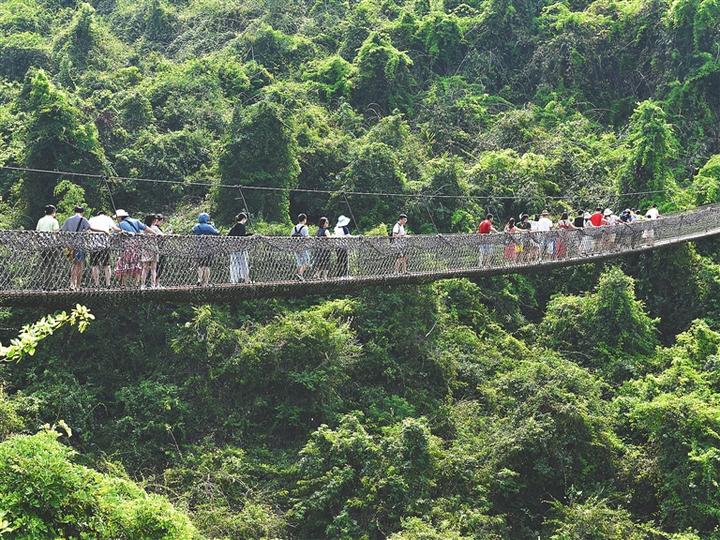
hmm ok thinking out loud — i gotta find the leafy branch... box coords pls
[0,304,95,362]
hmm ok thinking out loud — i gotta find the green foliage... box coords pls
[617,100,679,209]
[352,32,413,113]
[340,142,407,227]
[217,99,299,223]
[236,23,316,75]
[303,55,356,101]
[2,0,720,536]
[17,69,107,224]
[546,496,652,539]
[289,413,443,538]
[145,55,250,134]
[52,2,125,83]
[0,430,197,538]
[0,387,23,440]
[114,128,213,209]
[468,355,618,535]
[417,13,464,75]
[162,445,286,539]
[538,267,659,382]
[691,154,720,205]
[0,32,51,80]
[1,304,94,362]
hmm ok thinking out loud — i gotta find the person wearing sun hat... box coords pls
[333,215,351,277]
[114,209,156,287]
[603,208,616,225]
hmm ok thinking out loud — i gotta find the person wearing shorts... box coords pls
[291,214,310,280]
[192,212,219,286]
[61,206,91,291]
[88,210,120,287]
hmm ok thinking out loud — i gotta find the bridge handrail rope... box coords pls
[1,203,719,305]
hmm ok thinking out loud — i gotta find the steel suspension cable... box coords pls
[0,165,672,203]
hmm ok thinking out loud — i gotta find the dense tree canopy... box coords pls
[2,0,720,537]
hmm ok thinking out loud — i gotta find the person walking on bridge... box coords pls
[140,214,163,289]
[503,218,520,261]
[478,214,497,265]
[291,213,310,281]
[555,212,575,258]
[36,204,59,232]
[192,212,219,287]
[88,209,120,288]
[36,204,60,290]
[115,209,157,288]
[61,206,91,291]
[536,210,554,256]
[228,212,251,284]
[333,215,351,278]
[588,207,604,227]
[392,213,408,274]
[313,217,333,280]
[645,204,660,220]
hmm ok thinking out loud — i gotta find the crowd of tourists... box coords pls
[476,205,660,264]
[33,202,661,290]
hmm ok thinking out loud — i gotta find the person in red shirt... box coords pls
[478,214,498,234]
[478,214,498,265]
[588,207,604,227]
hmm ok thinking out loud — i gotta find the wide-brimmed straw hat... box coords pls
[115,209,129,218]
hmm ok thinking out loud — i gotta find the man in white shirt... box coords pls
[536,210,553,232]
[36,205,60,290]
[88,210,121,287]
[536,210,554,255]
[36,204,59,232]
[642,204,660,245]
[645,204,660,220]
[392,213,408,274]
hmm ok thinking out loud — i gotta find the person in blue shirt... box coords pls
[114,209,157,288]
[61,206,91,291]
[192,212,219,286]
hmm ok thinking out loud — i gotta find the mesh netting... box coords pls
[1,204,719,305]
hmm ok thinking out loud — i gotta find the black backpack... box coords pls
[291,224,306,238]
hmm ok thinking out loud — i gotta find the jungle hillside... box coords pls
[2,0,720,537]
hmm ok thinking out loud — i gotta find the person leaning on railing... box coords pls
[88,209,121,288]
[115,209,158,288]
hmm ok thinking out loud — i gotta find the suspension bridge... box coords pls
[1,204,718,307]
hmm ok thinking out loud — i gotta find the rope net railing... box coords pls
[2,204,720,304]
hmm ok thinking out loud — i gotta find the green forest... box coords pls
[2,0,720,537]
